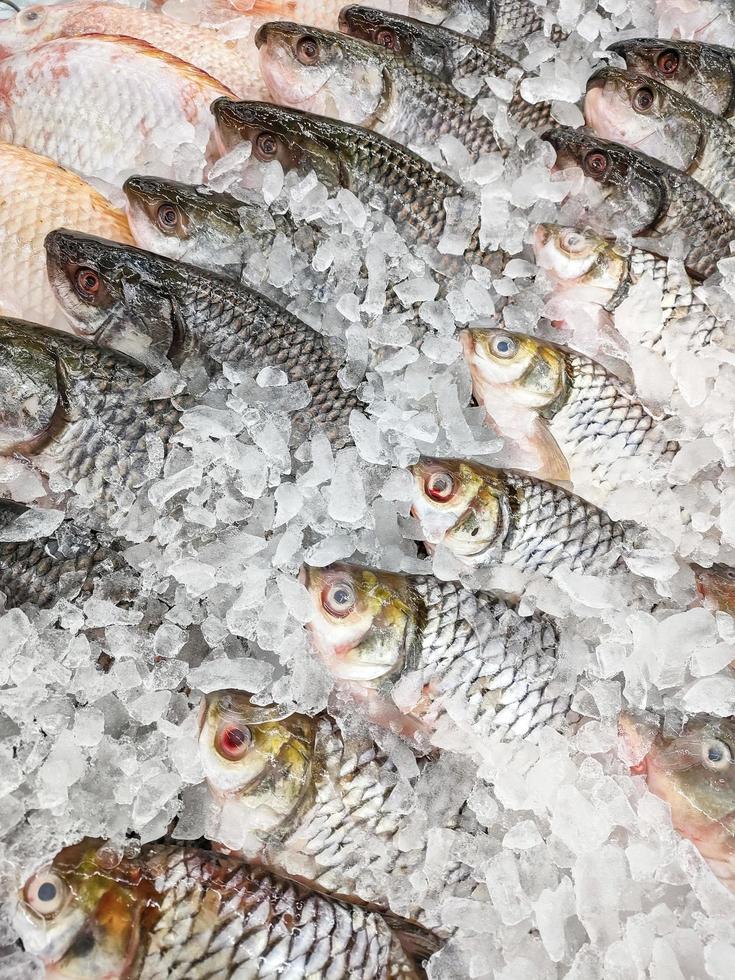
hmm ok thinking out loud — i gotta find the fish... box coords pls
[619,712,735,893]
[0,1,268,98]
[694,563,735,616]
[212,100,494,271]
[254,21,502,162]
[460,326,678,500]
[409,456,632,574]
[0,35,233,186]
[0,500,130,608]
[339,6,552,131]
[44,229,364,448]
[533,223,720,356]
[0,142,133,326]
[0,316,181,519]
[300,561,571,741]
[654,0,735,49]
[543,126,735,280]
[198,690,482,932]
[13,838,435,978]
[606,37,735,118]
[585,67,735,215]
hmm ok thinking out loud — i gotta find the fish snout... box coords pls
[254,23,270,49]
[618,712,657,775]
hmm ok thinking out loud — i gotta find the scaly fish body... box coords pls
[0,500,128,608]
[199,691,482,932]
[14,839,430,978]
[585,67,735,215]
[461,327,677,500]
[255,21,501,161]
[544,126,735,279]
[409,456,631,573]
[619,713,735,893]
[533,224,720,355]
[0,142,133,325]
[0,317,181,518]
[212,100,492,270]
[0,1,267,98]
[339,6,552,130]
[0,35,233,186]
[45,230,363,448]
[606,37,735,118]
[301,562,570,740]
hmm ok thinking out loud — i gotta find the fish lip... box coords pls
[618,711,657,775]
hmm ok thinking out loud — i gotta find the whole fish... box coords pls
[544,126,735,279]
[409,456,631,573]
[45,229,363,448]
[0,500,128,608]
[461,326,677,500]
[254,21,501,161]
[14,839,433,978]
[301,561,571,741]
[585,67,735,214]
[0,1,268,98]
[533,223,720,355]
[619,712,735,893]
[212,100,493,270]
[199,690,482,932]
[0,317,181,518]
[694,563,735,616]
[606,37,735,118]
[0,143,133,326]
[0,35,233,186]
[339,6,552,131]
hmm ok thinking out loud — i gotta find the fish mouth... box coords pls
[618,712,656,775]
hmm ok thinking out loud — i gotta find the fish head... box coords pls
[212,99,345,187]
[301,562,419,684]
[198,690,315,831]
[694,563,735,616]
[123,174,245,265]
[255,21,386,125]
[410,456,509,560]
[532,223,627,293]
[13,839,148,978]
[585,67,702,173]
[607,37,735,117]
[339,6,451,78]
[0,4,62,59]
[0,317,69,457]
[619,712,735,868]
[544,126,665,235]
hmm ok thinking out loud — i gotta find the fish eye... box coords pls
[633,86,655,112]
[322,581,356,618]
[255,131,279,160]
[425,470,455,503]
[23,870,68,918]
[296,35,320,64]
[559,228,588,254]
[490,333,519,359]
[215,722,252,761]
[656,48,679,76]
[156,201,179,232]
[19,7,42,26]
[375,27,397,49]
[583,151,609,178]
[701,738,732,771]
[75,267,101,300]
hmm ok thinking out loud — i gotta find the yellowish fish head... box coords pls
[301,562,419,684]
[0,4,58,59]
[14,839,149,979]
[198,690,315,832]
[533,223,626,292]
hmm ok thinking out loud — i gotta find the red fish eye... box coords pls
[425,471,455,502]
[322,581,356,618]
[633,86,654,111]
[584,151,608,177]
[296,36,319,64]
[657,49,679,76]
[256,131,278,159]
[156,202,178,230]
[217,723,252,760]
[375,27,396,49]
[75,267,100,298]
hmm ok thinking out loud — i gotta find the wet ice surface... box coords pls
[4,0,735,975]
